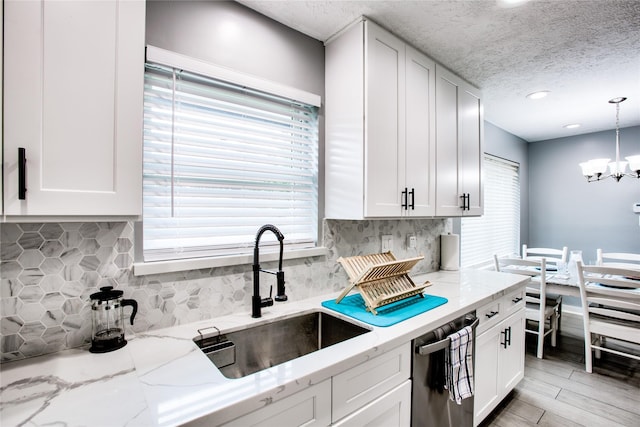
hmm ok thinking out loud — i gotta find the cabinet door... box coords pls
[364,21,405,217]
[474,308,525,426]
[435,65,463,216]
[0,0,3,214]
[473,324,500,425]
[434,65,483,217]
[404,46,436,217]
[459,83,484,216]
[332,380,411,427]
[498,309,525,394]
[3,0,144,217]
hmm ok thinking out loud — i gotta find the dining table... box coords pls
[534,269,640,298]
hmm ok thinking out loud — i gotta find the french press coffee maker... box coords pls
[89,286,138,353]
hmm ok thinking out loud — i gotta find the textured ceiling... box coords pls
[237,0,640,142]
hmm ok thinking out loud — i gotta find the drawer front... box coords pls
[476,299,501,335]
[332,380,411,427]
[503,287,525,317]
[219,379,331,427]
[332,343,411,422]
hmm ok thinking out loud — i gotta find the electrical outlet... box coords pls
[408,235,417,249]
[381,235,393,252]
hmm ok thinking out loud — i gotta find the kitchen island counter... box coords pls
[0,269,527,426]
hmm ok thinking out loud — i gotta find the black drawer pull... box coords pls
[512,297,523,303]
[485,311,498,319]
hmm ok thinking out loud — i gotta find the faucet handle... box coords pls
[260,286,274,308]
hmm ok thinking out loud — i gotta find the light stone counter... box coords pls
[0,269,527,426]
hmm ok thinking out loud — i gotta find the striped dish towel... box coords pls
[445,325,474,404]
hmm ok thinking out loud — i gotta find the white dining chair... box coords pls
[576,261,640,373]
[522,245,568,329]
[596,249,640,270]
[522,245,568,267]
[494,255,560,359]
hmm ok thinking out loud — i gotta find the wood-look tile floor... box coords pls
[480,313,640,427]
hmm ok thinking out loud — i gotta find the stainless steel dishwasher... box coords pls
[411,312,479,427]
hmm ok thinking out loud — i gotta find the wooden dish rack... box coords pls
[336,251,431,314]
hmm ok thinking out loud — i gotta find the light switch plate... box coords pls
[381,235,393,252]
[408,235,417,248]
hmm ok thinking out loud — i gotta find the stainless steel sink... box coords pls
[195,311,371,379]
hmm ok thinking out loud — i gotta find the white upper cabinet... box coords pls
[435,65,484,217]
[3,0,145,218]
[325,19,436,219]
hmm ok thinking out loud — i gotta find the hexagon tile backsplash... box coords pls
[0,218,449,362]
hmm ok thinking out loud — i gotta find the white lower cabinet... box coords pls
[218,343,411,427]
[332,381,411,427]
[220,379,332,427]
[474,296,525,426]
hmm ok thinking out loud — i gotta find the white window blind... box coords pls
[143,63,319,262]
[461,155,520,268]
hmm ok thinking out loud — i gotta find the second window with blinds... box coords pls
[143,62,320,262]
[461,155,521,268]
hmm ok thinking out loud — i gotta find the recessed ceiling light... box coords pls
[564,124,581,129]
[526,91,550,100]
[497,0,531,7]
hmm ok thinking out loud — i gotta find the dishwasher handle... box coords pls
[415,316,479,356]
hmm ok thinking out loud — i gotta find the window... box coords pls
[461,155,520,268]
[142,61,319,262]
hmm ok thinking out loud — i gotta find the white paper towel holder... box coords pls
[440,233,460,271]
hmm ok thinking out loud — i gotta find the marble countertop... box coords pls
[0,269,528,427]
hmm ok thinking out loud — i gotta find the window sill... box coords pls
[132,247,328,276]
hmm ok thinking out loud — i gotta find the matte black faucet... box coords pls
[252,224,287,318]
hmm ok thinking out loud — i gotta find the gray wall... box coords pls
[528,125,640,264]
[145,0,324,96]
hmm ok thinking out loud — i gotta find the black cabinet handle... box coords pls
[401,188,408,210]
[409,188,415,210]
[18,147,27,200]
[501,326,512,349]
[459,193,470,211]
[512,297,523,303]
[485,311,498,319]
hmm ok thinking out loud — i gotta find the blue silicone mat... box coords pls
[321,293,448,327]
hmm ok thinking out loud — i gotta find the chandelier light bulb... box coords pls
[608,160,628,175]
[627,155,640,172]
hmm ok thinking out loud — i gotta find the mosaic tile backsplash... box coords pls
[0,218,450,362]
